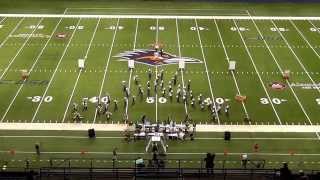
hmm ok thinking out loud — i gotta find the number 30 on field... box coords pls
[28,96,53,103]
[260,98,283,105]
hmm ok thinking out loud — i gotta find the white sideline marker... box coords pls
[228,61,236,71]
[128,59,134,69]
[78,59,85,69]
[178,60,185,69]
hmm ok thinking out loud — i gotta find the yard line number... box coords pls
[260,97,286,105]
[230,27,249,31]
[66,25,84,30]
[310,27,320,32]
[27,25,44,29]
[270,27,289,32]
[28,96,53,103]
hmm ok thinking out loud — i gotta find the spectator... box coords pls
[280,163,292,180]
[241,153,248,168]
[204,153,214,174]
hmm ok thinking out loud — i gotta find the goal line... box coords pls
[0,14,320,20]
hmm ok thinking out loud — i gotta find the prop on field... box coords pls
[80,150,88,155]
[20,69,29,80]
[224,149,229,156]
[282,69,290,80]
[235,95,247,102]
[9,149,16,155]
[289,150,295,156]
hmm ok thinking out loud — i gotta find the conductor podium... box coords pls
[145,132,167,154]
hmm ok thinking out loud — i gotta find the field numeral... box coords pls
[203,97,227,105]
[230,26,249,31]
[150,26,165,31]
[260,98,285,105]
[190,26,208,31]
[310,27,320,32]
[270,27,288,32]
[29,96,53,103]
[67,26,84,30]
[107,26,124,30]
[28,25,44,29]
[146,97,167,104]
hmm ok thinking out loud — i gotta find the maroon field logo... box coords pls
[269,82,286,90]
[55,33,67,39]
[115,49,202,66]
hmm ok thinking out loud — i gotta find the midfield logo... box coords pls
[115,49,202,66]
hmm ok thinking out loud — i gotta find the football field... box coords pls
[0,9,320,170]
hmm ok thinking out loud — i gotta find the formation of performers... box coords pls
[71,67,230,123]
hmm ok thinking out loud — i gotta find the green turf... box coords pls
[1,0,320,171]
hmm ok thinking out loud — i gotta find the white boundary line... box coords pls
[0,18,24,48]
[125,19,139,117]
[195,19,220,124]
[2,14,320,20]
[61,18,101,123]
[31,18,82,123]
[233,19,282,125]
[92,18,120,125]
[175,19,188,115]
[213,19,249,119]
[0,123,319,132]
[0,18,43,80]
[0,135,317,140]
[0,18,65,122]
[248,16,320,139]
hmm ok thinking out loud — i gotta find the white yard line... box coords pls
[2,14,320,20]
[249,18,320,139]
[0,18,24,48]
[31,18,82,123]
[194,19,220,124]
[0,18,43,80]
[213,19,249,119]
[61,18,101,123]
[92,19,120,125]
[125,19,139,116]
[233,19,282,125]
[175,19,188,115]
[0,18,65,122]
[155,19,159,123]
